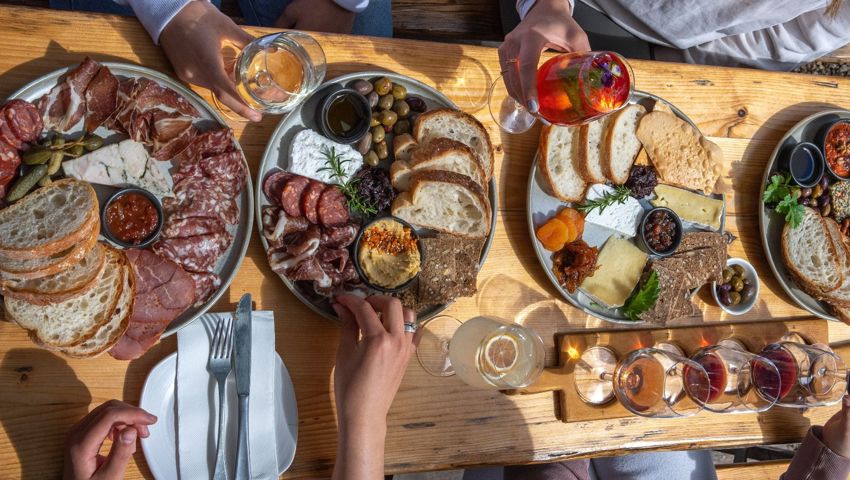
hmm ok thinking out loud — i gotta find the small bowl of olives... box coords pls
[712,258,759,315]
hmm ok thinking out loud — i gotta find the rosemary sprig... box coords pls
[577,185,631,215]
[318,146,378,216]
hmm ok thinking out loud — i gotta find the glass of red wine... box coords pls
[756,341,847,408]
[488,51,634,134]
[575,345,710,417]
[688,339,781,413]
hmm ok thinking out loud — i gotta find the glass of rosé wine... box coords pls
[489,51,634,134]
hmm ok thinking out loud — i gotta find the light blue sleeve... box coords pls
[516,0,575,18]
[113,0,194,44]
[334,0,370,13]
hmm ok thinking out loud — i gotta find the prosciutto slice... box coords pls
[84,66,118,132]
[38,56,101,132]
[108,249,195,361]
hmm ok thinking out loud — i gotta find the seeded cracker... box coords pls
[417,234,485,305]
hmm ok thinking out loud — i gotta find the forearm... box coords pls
[332,422,387,480]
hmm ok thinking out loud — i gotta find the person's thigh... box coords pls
[239,0,392,37]
[590,450,718,480]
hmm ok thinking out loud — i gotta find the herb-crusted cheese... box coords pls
[583,184,643,237]
[579,237,647,308]
[651,184,723,230]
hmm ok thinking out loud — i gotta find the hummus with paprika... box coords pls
[358,218,421,289]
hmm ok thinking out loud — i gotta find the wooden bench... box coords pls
[716,460,791,480]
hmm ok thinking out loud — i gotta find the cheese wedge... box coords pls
[651,184,723,231]
[580,237,648,308]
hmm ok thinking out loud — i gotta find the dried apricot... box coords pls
[537,218,573,252]
[556,208,585,239]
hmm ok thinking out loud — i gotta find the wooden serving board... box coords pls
[513,319,830,423]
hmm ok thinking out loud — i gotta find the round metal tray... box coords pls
[256,70,497,323]
[526,90,726,324]
[7,62,254,337]
[758,109,850,321]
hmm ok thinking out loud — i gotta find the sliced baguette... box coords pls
[413,109,494,181]
[391,138,486,191]
[6,246,127,348]
[0,179,98,259]
[0,219,98,280]
[392,170,491,238]
[393,133,419,162]
[781,208,843,294]
[539,125,586,202]
[60,262,134,358]
[577,117,610,184]
[819,220,850,307]
[603,104,646,184]
[2,242,107,304]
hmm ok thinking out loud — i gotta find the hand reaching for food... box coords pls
[159,1,261,122]
[275,0,356,34]
[63,400,157,480]
[499,0,590,113]
[331,294,419,480]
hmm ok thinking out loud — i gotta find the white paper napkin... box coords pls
[176,311,279,479]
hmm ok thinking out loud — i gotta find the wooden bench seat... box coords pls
[716,460,791,480]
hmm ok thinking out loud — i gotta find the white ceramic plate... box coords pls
[139,352,298,479]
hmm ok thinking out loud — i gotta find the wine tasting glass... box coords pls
[756,341,848,408]
[574,345,710,418]
[689,339,781,413]
[416,316,545,389]
[488,51,634,134]
[215,31,327,116]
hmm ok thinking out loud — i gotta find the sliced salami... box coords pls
[152,231,232,273]
[301,181,326,224]
[317,187,350,227]
[175,127,235,165]
[164,177,238,225]
[0,142,20,198]
[263,171,292,206]
[0,116,21,150]
[188,271,221,305]
[3,99,43,143]
[200,150,247,196]
[281,175,310,218]
[162,216,226,239]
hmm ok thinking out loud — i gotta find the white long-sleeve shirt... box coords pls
[115,0,369,43]
[516,0,850,70]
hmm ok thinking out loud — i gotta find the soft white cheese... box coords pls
[287,129,362,184]
[62,139,173,197]
[583,184,643,238]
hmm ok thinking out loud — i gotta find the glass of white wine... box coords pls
[416,316,545,389]
[225,31,326,115]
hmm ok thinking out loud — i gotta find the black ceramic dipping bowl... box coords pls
[100,187,164,249]
[638,207,683,257]
[317,88,372,145]
[353,216,425,293]
[784,141,826,187]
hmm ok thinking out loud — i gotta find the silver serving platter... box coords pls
[256,71,497,322]
[759,109,850,321]
[527,90,726,324]
[8,62,254,337]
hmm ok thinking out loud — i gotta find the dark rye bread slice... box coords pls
[637,264,694,324]
[417,234,485,305]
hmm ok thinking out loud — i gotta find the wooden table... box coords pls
[2,5,850,479]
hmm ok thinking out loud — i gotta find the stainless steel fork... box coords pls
[208,316,234,480]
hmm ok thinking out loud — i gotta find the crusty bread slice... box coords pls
[414,109,494,181]
[3,242,107,304]
[393,133,419,162]
[0,179,98,259]
[832,304,850,325]
[782,208,843,294]
[578,117,610,184]
[391,138,486,191]
[818,220,850,307]
[539,125,586,202]
[603,104,646,185]
[60,262,134,358]
[392,170,491,238]
[6,246,127,348]
[0,220,98,280]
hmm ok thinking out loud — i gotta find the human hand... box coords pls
[160,1,262,121]
[499,0,590,113]
[63,400,157,480]
[822,396,850,458]
[276,0,356,34]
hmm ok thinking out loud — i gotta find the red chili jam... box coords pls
[105,192,159,244]
[825,122,850,178]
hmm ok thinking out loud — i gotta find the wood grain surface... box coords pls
[2,5,850,479]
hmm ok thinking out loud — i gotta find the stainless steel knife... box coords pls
[233,293,252,480]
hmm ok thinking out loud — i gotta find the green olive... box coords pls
[83,134,104,151]
[22,147,51,166]
[364,150,380,167]
[379,110,398,128]
[729,291,742,305]
[722,268,734,284]
[391,84,407,100]
[378,94,394,111]
[732,264,745,276]
[371,125,385,144]
[375,141,389,160]
[373,77,392,96]
[370,112,381,127]
[813,184,824,199]
[731,277,744,292]
[393,120,411,135]
[68,144,84,157]
[392,100,410,118]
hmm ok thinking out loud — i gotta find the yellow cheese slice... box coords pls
[579,237,648,308]
[651,184,724,231]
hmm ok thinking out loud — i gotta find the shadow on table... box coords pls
[0,348,91,479]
